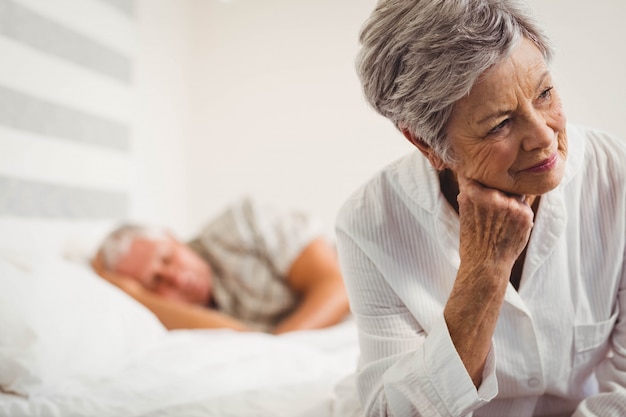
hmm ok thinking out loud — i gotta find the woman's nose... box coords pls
[521,111,554,151]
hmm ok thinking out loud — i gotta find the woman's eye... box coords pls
[539,86,553,100]
[489,119,510,134]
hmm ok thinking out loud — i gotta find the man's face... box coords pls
[113,237,212,305]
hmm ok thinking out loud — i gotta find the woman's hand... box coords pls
[456,175,534,274]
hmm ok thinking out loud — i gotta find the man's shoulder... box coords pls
[220,196,308,223]
[197,196,262,233]
[196,196,324,249]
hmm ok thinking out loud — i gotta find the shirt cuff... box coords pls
[423,315,498,415]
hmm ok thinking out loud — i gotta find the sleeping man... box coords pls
[91,197,350,334]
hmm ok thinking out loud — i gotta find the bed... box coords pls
[0,249,361,417]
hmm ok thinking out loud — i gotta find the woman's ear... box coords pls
[399,125,447,171]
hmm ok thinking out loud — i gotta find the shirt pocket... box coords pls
[573,312,618,369]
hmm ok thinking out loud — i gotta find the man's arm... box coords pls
[129,288,251,331]
[272,237,350,334]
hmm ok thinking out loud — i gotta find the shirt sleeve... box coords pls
[230,197,327,277]
[336,226,498,417]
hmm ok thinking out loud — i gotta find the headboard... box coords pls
[0,0,136,260]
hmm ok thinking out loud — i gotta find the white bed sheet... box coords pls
[0,320,359,417]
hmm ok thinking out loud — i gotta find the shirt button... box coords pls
[528,377,541,388]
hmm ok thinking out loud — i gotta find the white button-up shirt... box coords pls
[335,125,626,416]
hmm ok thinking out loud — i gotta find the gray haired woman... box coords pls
[336,0,626,416]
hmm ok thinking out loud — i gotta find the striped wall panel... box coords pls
[99,0,135,18]
[0,0,132,82]
[0,0,135,219]
[0,85,130,151]
[0,176,129,218]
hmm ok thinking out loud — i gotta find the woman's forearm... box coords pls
[444,262,510,387]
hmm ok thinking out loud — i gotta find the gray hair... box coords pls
[98,224,169,271]
[356,0,553,163]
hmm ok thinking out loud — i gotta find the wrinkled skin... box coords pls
[404,37,568,386]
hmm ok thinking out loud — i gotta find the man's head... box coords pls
[98,225,213,305]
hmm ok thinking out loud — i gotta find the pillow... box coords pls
[0,250,166,396]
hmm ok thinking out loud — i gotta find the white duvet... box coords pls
[0,251,359,417]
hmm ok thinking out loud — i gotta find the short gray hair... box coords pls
[98,224,169,271]
[356,0,553,163]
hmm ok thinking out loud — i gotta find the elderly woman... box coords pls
[336,0,626,416]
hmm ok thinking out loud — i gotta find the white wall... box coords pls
[134,0,626,238]
[132,0,196,234]
[528,0,626,140]
[183,0,408,237]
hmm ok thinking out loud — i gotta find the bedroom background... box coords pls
[0,0,624,259]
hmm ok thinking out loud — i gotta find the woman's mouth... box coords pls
[522,153,558,173]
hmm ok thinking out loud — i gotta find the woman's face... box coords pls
[444,37,568,198]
